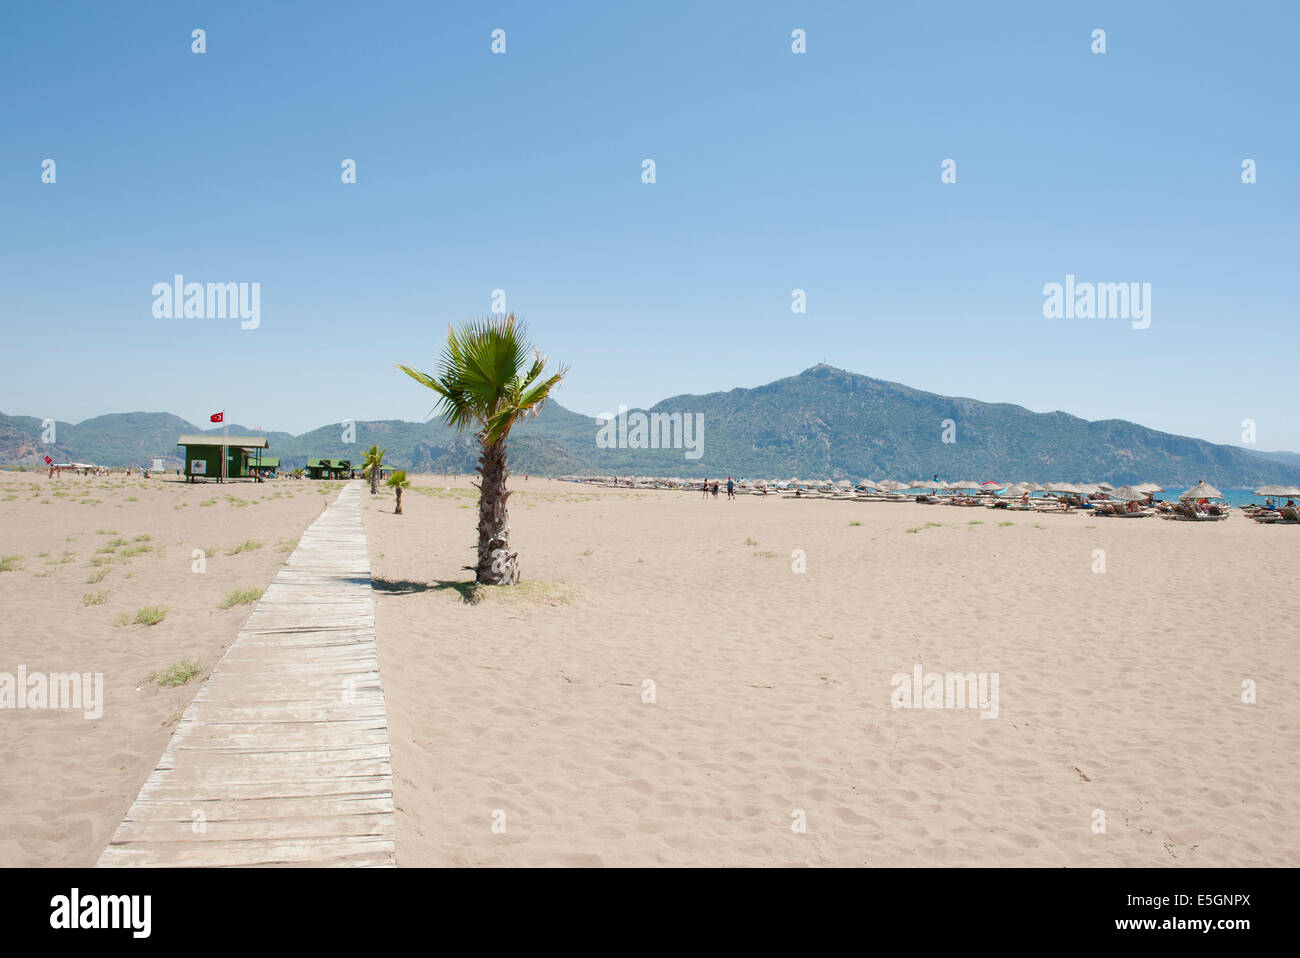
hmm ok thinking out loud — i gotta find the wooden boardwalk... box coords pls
[98,481,396,867]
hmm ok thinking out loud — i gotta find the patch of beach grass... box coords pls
[374,576,579,607]
[87,568,110,584]
[484,579,579,606]
[116,606,168,627]
[149,659,205,688]
[999,520,1015,527]
[81,591,111,606]
[0,554,25,572]
[849,521,862,527]
[227,539,263,555]
[220,587,264,609]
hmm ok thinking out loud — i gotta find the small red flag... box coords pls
[45,456,52,464]
[210,412,224,423]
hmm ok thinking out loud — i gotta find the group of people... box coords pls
[700,477,738,500]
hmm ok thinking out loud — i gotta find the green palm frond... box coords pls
[396,313,567,444]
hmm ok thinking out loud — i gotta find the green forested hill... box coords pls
[3,366,1297,487]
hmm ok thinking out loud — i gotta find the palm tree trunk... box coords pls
[370,468,379,496]
[475,438,518,584]
[394,486,402,515]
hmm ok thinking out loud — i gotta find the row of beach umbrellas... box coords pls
[563,476,1299,503]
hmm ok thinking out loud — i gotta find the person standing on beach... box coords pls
[711,481,719,499]
[701,480,709,499]
[726,476,735,499]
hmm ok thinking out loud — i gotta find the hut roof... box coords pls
[177,435,268,449]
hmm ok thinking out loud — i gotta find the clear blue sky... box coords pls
[2,1,1296,448]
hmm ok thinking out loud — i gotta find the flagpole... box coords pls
[222,411,228,484]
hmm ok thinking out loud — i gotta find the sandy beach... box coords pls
[2,469,1296,867]
[0,471,341,866]
[361,475,1299,867]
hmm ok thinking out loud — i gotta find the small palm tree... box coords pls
[362,444,386,495]
[396,313,565,584]
[386,470,410,515]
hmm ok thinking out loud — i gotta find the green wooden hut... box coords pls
[176,435,269,482]
[249,456,281,478]
[306,458,351,480]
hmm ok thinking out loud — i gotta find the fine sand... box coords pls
[363,476,1298,866]
[2,469,1297,867]
[0,471,343,866]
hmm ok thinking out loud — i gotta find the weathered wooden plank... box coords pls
[123,796,395,822]
[97,481,396,868]
[100,837,395,868]
[138,764,392,785]
[133,782,392,803]
[156,746,393,769]
[112,814,394,844]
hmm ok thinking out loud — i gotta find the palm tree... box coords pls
[396,313,566,584]
[362,444,386,496]
[386,470,410,515]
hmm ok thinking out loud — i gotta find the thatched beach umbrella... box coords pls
[1255,485,1300,497]
[1110,485,1148,501]
[1180,481,1223,500]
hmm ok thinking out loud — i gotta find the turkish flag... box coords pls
[210,412,224,423]
[45,456,52,464]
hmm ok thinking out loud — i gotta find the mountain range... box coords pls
[3,365,1297,487]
